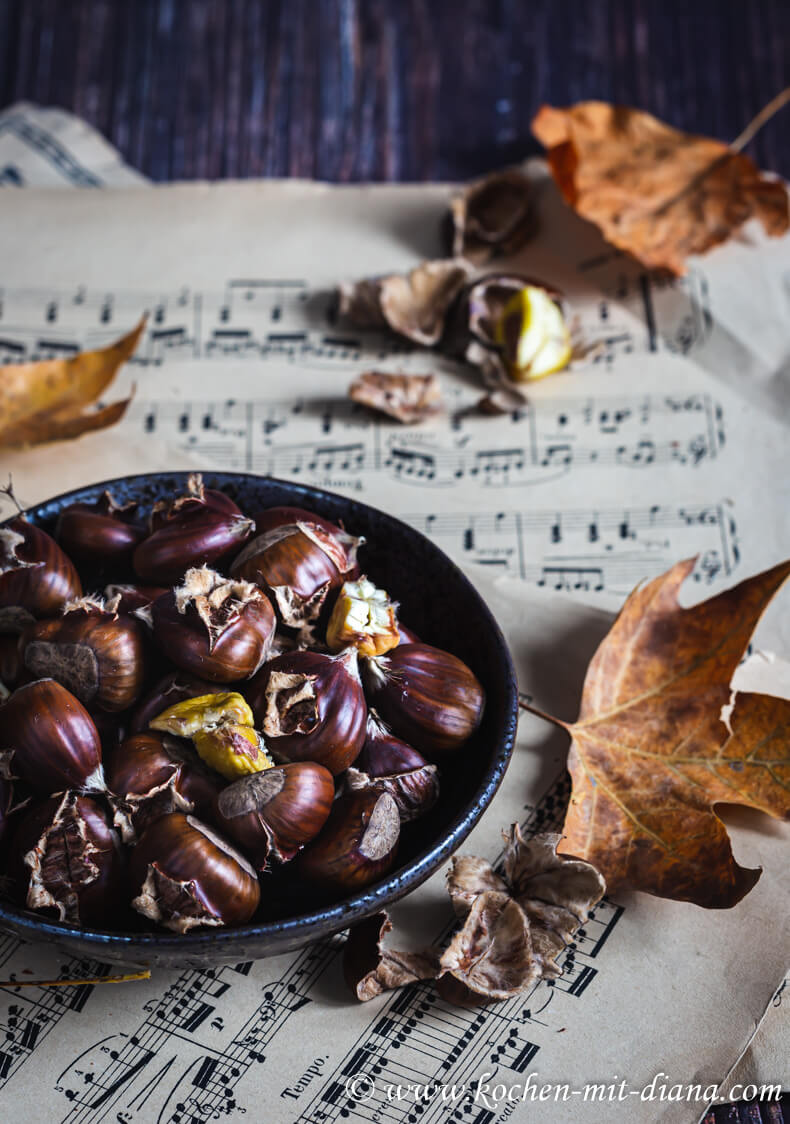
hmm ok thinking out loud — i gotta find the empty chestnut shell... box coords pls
[345,710,439,822]
[247,647,367,775]
[214,761,334,866]
[11,791,121,925]
[1,679,104,793]
[19,596,147,712]
[362,642,485,756]
[56,491,145,564]
[293,789,400,892]
[0,517,82,632]
[128,812,261,932]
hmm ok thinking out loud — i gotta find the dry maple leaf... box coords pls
[0,319,145,448]
[532,101,789,275]
[534,557,790,908]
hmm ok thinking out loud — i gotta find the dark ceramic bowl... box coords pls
[0,472,518,967]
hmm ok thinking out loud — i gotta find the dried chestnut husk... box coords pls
[11,791,121,925]
[294,789,400,892]
[133,474,254,584]
[338,260,471,347]
[214,761,334,866]
[362,643,484,756]
[1,679,104,793]
[345,711,439,822]
[105,731,221,841]
[19,595,147,712]
[326,578,400,658]
[230,507,362,634]
[129,812,261,932]
[130,669,216,734]
[151,566,276,682]
[449,168,535,264]
[247,647,367,775]
[56,491,145,564]
[0,517,82,632]
[150,691,273,780]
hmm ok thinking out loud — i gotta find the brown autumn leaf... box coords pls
[551,557,790,907]
[532,101,789,275]
[0,319,145,448]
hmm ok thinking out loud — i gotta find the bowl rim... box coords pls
[0,471,519,960]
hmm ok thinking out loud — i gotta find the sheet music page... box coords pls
[0,165,789,1122]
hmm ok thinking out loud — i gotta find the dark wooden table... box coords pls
[1,0,788,183]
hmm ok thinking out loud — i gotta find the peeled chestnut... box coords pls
[362,642,485,756]
[19,596,147,712]
[130,670,216,734]
[214,761,334,866]
[133,474,254,584]
[0,517,82,631]
[105,731,221,841]
[293,789,400,892]
[151,567,276,683]
[11,791,121,925]
[345,710,439,822]
[247,647,367,775]
[128,812,260,932]
[56,491,145,564]
[1,679,104,793]
[230,506,362,633]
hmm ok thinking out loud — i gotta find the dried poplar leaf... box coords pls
[343,911,440,1001]
[339,260,471,347]
[560,557,790,907]
[349,371,443,424]
[0,318,145,448]
[438,891,535,1002]
[532,101,789,275]
[450,168,536,263]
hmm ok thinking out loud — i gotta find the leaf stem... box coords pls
[730,87,790,153]
[518,694,569,731]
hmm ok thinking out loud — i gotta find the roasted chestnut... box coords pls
[128,812,261,932]
[247,647,367,775]
[19,596,147,712]
[293,789,400,892]
[0,633,23,690]
[11,791,121,924]
[130,669,216,734]
[325,578,400,657]
[362,643,485,756]
[133,474,254,584]
[104,583,169,615]
[214,761,334,866]
[56,491,145,564]
[105,731,221,841]
[345,710,439,822]
[151,566,276,682]
[230,506,362,633]
[0,517,82,631]
[1,679,104,793]
[150,691,273,780]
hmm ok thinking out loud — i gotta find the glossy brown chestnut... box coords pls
[151,567,276,682]
[10,791,121,925]
[362,643,485,757]
[133,474,254,584]
[0,632,23,689]
[230,506,362,632]
[56,491,145,564]
[105,731,221,840]
[129,670,217,734]
[345,710,439,822]
[1,679,104,793]
[104,583,169,615]
[128,812,261,932]
[0,517,82,632]
[214,761,334,866]
[293,789,400,892]
[19,597,147,712]
[0,777,17,844]
[247,647,367,775]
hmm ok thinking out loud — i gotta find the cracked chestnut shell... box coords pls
[105,731,221,841]
[133,474,255,584]
[56,491,145,564]
[128,812,261,932]
[362,642,485,757]
[214,761,334,866]
[1,679,104,793]
[0,517,82,632]
[293,789,400,892]
[247,647,367,775]
[151,567,276,682]
[230,506,362,633]
[19,597,147,712]
[11,791,121,925]
[345,710,439,822]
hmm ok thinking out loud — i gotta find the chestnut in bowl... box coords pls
[0,472,517,966]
